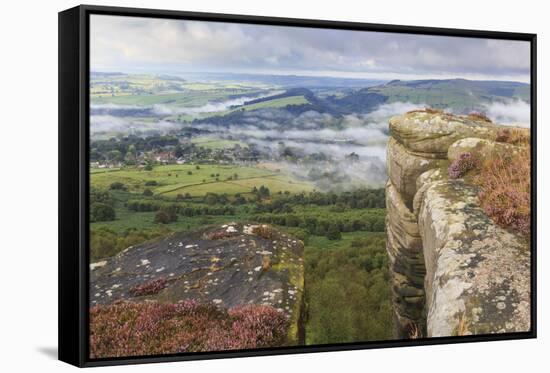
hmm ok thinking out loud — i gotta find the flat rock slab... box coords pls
[90,223,305,333]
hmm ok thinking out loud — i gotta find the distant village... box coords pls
[90,136,262,170]
[89,131,364,171]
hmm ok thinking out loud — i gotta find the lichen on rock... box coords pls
[389,111,498,157]
[385,110,531,338]
[418,180,530,336]
[448,137,520,162]
[90,223,305,345]
[387,137,446,208]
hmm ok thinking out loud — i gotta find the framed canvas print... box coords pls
[58,4,537,367]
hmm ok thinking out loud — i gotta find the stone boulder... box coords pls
[389,111,498,158]
[90,223,305,344]
[447,137,520,162]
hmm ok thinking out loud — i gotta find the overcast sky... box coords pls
[90,15,530,82]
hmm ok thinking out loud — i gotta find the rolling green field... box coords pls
[238,95,309,111]
[90,73,311,125]
[169,94,310,122]
[162,94,310,122]
[91,164,315,197]
[91,205,236,235]
[91,90,257,107]
[90,168,121,174]
[91,74,271,96]
[90,74,278,113]
[366,79,530,112]
[190,136,246,150]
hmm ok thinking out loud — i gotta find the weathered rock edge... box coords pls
[385,111,530,338]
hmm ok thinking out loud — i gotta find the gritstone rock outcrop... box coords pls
[386,111,531,338]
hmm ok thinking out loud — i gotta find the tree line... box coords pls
[251,211,385,240]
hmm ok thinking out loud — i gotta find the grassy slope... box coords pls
[91,90,254,107]
[186,95,310,121]
[367,80,530,112]
[91,164,315,197]
[90,74,273,110]
[239,95,309,111]
[90,74,304,123]
[190,136,246,149]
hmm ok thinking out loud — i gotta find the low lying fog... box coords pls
[90,98,530,190]
[483,99,530,127]
[191,102,426,189]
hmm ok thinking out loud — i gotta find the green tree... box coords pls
[90,202,115,222]
[106,150,122,162]
[109,182,126,191]
[204,193,219,205]
[154,210,176,224]
[90,187,113,205]
[326,223,342,240]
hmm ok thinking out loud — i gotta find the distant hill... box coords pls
[359,78,530,113]
[243,87,316,106]
[90,71,124,78]
[194,78,530,126]
[179,72,384,89]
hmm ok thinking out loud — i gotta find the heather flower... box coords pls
[448,152,477,179]
[89,300,288,358]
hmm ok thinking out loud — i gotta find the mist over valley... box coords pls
[90,73,529,191]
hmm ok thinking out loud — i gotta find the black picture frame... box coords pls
[59,4,537,367]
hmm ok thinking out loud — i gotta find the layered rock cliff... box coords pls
[386,110,531,338]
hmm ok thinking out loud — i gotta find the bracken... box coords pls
[495,127,530,146]
[474,146,530,235]
[467,112,492,123]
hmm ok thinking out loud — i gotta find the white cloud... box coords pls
[90,115,181,133]
[90,15,530,82]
